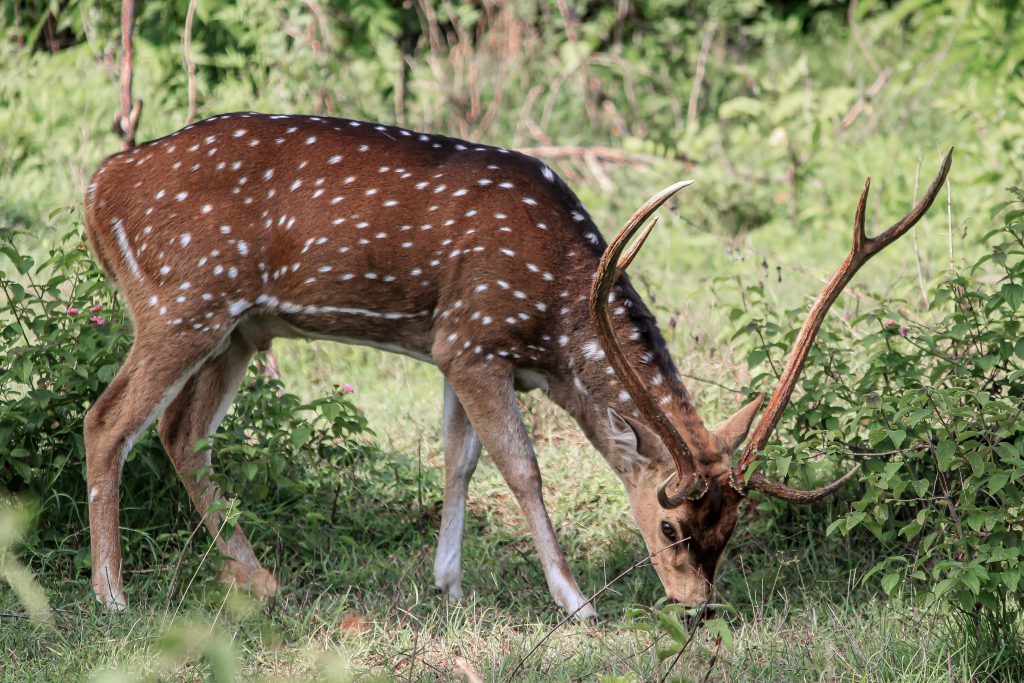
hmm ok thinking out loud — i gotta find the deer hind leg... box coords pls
[433,379,482,601]
[85,331,223,611]
[157,330,278,598]
[442,361,597,620]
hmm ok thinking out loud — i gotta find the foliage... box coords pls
[2,0,1024,679]
[1,1,1021,248]
[728,188,1024,674]
[0,215,415,578]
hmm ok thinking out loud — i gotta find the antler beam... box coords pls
[734,149,954,498]
[590,181,699,497]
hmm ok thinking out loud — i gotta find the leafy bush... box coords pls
[730,188,1024,671]
[0,213,415,580]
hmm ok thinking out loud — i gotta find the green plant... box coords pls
[729,188,1024,677]
[0,214,404,583]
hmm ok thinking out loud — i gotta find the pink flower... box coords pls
[90,316,106,326]
[342,383,355,394]
[90,304,103,313]
[65,307,80,315]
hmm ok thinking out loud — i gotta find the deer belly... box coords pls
[237,307,435,363]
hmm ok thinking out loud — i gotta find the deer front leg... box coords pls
[157,331,278,598]
[443,361,597,620]
[433,379,482,601]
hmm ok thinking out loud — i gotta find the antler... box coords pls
[734,149,954,502]
[590,180,706,506]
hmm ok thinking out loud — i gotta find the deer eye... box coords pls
[660,521,677,542]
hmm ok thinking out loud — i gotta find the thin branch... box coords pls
[945,156,955,270]
[838,67,891,132]
[505,544,680,681]
[679,371,742,395]
[911,156,930,307]
[114,0,142,149]
[183,0,198,124]
[687,21,717,128]
[847,0,881,75]
[518,145,662,167]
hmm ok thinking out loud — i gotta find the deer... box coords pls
[82,111,952,619]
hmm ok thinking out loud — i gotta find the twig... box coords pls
[945,157,955,270]
[583,151,614,192]
[505,556,650,680]
[166,510,214,601]
[679,372,742,394]
[687,21,717,128]
[183,0,198,124]
[506,541,687,681]
[847,0,881,75]
[701,634,723,683]
[114,0,142,149]
[911,157,930,307]
[838,67,891,132]
[659,590,713,683]
[517,145,661,167]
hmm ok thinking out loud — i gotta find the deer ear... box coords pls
[713,394,765,454]
[607,407,652,468]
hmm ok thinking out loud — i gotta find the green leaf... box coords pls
[966,451,987,477]
[703,618,734,651]
[988,473,1010,494]
[655,609,689,645]
[881,573,901,595]
[886,430,907,449]
[290,425,314,450]
[241,462,258,481]
[935,441,957,471]
[1002,283,1024,308]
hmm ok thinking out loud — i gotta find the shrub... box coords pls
[729,188,1024,673]
[0,212,406,581]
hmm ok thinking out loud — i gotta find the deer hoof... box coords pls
[569,602,599,622]
[93,576,128,612]
[94,588,128,612]
[434,578,464,602]
[220,560,280,598]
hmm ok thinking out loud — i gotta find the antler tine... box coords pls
[617,215,659,274]
[746,464,862,503]
[590,180,697,498]
[733,149,953,496]
[852,177,870,254]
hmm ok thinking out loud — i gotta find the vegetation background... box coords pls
[1,0,1022,680]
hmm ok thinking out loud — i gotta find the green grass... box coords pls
[1,359,1007,681]
[3,2,1021,678]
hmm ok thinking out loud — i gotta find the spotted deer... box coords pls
[83,111,952,618]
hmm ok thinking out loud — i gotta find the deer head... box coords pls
[591,151,953,607]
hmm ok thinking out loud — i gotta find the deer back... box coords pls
[85,112,616,367]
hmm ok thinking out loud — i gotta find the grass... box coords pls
[2,7,1017,677]
[1,349,1007,681]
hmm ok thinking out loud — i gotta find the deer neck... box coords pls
[545,280,716,473]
